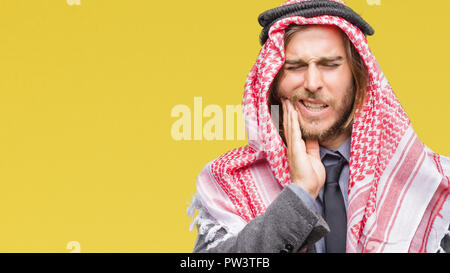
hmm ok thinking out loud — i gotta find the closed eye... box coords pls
[321,63,340,68]
[285,65,307,70]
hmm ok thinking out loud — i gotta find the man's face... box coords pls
[277,25,355,143]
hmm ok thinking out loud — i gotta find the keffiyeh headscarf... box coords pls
[189,0,450,252]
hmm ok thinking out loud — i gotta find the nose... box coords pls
[304,64,323,92]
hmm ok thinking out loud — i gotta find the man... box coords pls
[188,0,450,253]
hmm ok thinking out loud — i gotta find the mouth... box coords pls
[300,99,329,110]
[297,99,330,117]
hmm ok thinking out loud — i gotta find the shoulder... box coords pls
[198,145,259,182]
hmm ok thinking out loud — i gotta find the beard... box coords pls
[289,86,355,143]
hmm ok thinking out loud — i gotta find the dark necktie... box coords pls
[323,153,347,253]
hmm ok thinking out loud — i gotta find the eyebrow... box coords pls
[285,56,344,65]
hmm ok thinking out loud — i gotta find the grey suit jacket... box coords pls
[193,187,330,253]
[192,186,450,253]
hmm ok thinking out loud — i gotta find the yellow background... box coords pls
[0,0,448,252]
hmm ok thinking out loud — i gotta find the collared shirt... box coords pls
[288,136,351,253]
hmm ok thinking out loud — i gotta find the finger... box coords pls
[288,101,310,164]
[284,99,292,149]
[281,99,288,145]
[287,100,302,143]
[305,138,321,160]
[287,100,305,163]
[286,100,292,153]
[281,100,291,161]
[295,106,304,140]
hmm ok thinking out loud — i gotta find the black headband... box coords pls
[258,0,374,45]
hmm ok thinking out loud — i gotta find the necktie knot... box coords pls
[324,153,347,185]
